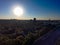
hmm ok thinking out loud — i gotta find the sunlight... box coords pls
[13,6,23,16]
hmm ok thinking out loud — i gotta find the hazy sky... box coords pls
[0,0,60,20]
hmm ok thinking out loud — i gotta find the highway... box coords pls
[33,26,60,45]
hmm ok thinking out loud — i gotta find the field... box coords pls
[0,19,60,45]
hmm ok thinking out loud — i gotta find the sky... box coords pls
[0,0,60,20]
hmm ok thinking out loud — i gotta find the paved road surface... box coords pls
[33,28,60,45]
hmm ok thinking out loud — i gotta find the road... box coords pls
[33,27,60,45]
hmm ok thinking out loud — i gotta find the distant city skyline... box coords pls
[0,0,60,20]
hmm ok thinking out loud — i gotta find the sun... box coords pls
[13,6,23,16]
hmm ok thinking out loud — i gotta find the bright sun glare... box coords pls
[13,6,23,16]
